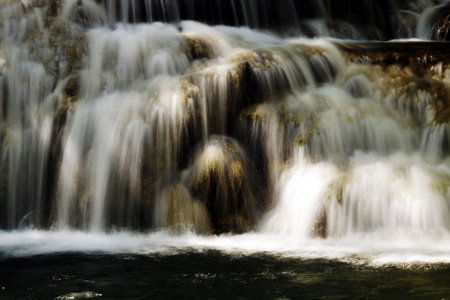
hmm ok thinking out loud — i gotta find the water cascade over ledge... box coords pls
[1,0,450,264]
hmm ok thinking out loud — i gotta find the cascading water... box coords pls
[2,0,450,287]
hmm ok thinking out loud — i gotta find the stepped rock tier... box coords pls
[0,0,450,243]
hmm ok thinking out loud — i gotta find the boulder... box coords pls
[190,137,259,234]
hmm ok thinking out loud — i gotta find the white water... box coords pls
[2,230,450,267]
[1,0,450,266]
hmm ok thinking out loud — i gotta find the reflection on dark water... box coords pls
[1,251,449,299]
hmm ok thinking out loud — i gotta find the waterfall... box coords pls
[0,0,450,260]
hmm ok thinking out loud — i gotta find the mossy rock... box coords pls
[311,176,348,238]
[189,137,259,234]
[183,54,259,137]
[291,44,327,58]
[62,75,80,100]
[335,41,450,76]
[185,36,216,61]
[296,124,320,147]
[230,49,278,72]
[159,185,213,234]
[241,105,268,122]
[45,0,61,25]
[336,43,450,124]
[49,20,87,77]
[311,207,327,238]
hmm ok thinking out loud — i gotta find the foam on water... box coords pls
[2,229,450,267]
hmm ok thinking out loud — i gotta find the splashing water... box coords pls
[0,0,450,267]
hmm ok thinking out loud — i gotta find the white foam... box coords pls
[2,230,450,267]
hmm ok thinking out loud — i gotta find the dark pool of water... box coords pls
[1,251,449,299]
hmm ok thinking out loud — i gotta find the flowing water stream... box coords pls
[1,0,450,298]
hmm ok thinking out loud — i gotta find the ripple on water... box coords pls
[55,291,102,299]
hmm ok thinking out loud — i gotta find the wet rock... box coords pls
[49,21,87,77]
[157,185,213,234]
[139,79,201,212]
[0,128,8,228]
[336,42,450,76]
[336,41,450,125]
[311,207,328,238]
[62,74,80,99]
[181,51,257,140]
[185,36,216,61]
[423,1,450,41]
[53,75,80,135]
[335,41,450,76]
[46,0,61,20]
[189,137,259,234]
[437,14,450,41]
[61,0,106,28]
[421,123,450,162]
